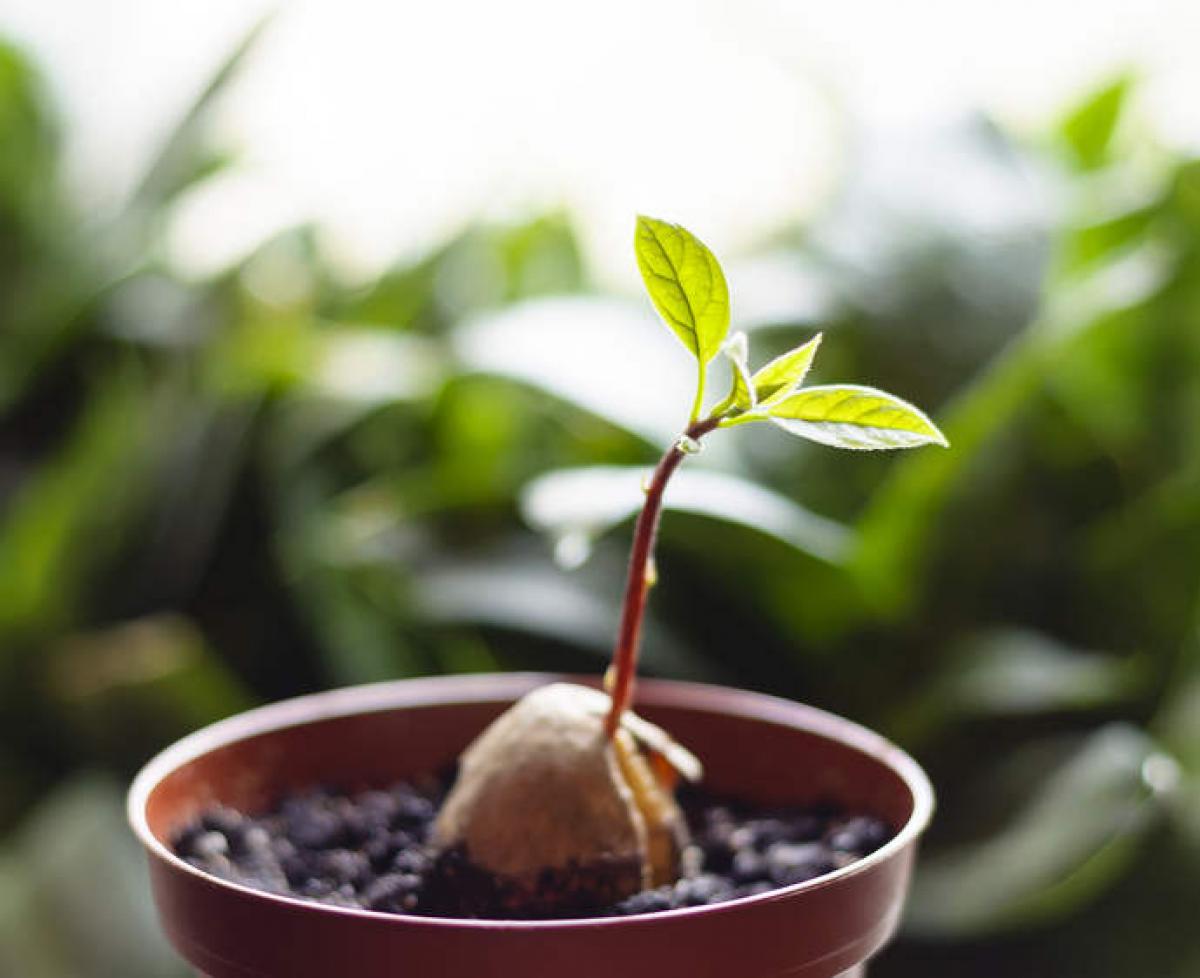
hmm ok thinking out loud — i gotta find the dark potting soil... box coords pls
[172,777,893,919]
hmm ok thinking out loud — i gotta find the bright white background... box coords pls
[3,0,1198,284]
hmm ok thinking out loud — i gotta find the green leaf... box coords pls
[940,629,1147,716]
[130,14,272,209]
[751,332,823,405]
[635,216,730,418]
[761,384,949,450]
[0,369,157,643]
[710,331,755,416]
[520,465,852,566]
[1064,203,1159,271]
[890,630,1150,749]
[1060,76,1132,172]
[413,550,714,680]
[634,216,730,363]
[907,726,1177,937]
[853,252,1165,617]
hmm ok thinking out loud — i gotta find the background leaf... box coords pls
[453,295,691,444]
[907,726,1178,937]
[3,776,189,978]
[1060,75,1132,172]
[411,550,717,681]
[520,464,852,565]
[935,629,1147,717]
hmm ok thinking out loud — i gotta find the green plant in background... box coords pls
[0,20,1199,978]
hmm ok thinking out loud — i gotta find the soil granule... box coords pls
[172,777,893,919]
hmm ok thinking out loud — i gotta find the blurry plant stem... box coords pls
[604,416,721,737]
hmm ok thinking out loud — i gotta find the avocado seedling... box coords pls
[429,217,948,915]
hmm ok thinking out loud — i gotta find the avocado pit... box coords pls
[427,682,701,916]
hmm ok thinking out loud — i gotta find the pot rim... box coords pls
[128,672,934,930]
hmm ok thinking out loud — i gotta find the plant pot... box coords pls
[128,673,933,978]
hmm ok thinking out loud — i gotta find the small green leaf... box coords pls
[751,332,823,406]
[635,216,730,418]
[710,331,755,417]
[764,384,949,450]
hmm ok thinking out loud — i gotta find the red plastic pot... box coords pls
[128,673,933,978]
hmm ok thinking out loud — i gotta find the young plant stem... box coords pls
[604,415,721,737]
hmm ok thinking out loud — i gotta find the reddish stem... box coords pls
[604,416,720,737]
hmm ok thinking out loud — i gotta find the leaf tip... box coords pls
[909,409,950,449]
[804,330,825,366]
[916,416,950,449]
[722,330,749,359]
[634,213,666,236]
[920,410,950,449]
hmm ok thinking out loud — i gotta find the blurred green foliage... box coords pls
[0,28,1198,978]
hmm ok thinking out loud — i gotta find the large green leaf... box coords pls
[635,216,729,418]
[764,384,948,450]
